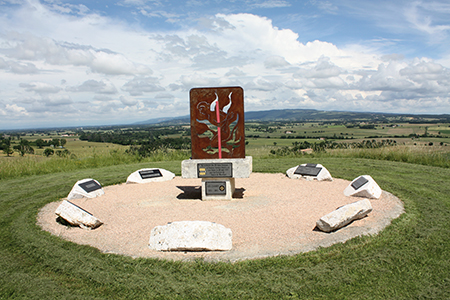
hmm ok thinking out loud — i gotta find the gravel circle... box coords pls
[37,173,404,262]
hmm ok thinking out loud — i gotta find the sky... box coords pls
[1,0,450,130]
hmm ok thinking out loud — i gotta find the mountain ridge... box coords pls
[134,108,450,125]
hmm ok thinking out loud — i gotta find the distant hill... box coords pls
[135,109,450,125]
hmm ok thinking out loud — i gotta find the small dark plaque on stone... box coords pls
[79,180,102,193]
[198,163,233,178]
[205,181,227,195]
[351,177,369,190]
[294,164,322,176]
[139,169,163,179]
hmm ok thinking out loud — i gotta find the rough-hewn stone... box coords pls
[344,175,382,199]
[67,178,104,200]
[286,163,333,181]
[149,221,232,251]
[316,198,372,232]
[126,168,175,184]
[55,200,103,229]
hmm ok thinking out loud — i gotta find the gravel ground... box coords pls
[37,173,404,262]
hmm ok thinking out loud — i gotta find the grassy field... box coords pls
[1,155,449,299]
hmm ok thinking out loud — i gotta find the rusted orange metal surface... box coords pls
[189,86,245,159]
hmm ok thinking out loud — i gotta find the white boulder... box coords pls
[126,168,175,184]
[344,175,382,199]
[316,198,372,232]
[286,163,333,181]
[67,178,104,200]
[149,221,232,251]
[55,200,103,229]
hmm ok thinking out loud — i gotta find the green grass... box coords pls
[1,157,449,299]
[0,149,190,180]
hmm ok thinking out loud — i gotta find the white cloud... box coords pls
[122,76,165,96]
[6,104,28,115]
[66,79,118,94]
[0,1,449,129]
[19,82,62,94]
[264,55,290,69]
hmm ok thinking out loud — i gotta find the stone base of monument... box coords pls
[182,156,252,201]
[201,178,235,201]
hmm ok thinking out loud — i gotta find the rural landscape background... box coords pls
[1,109,449,298]
[1,0,450,298]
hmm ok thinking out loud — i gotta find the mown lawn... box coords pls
[1,157,449,299]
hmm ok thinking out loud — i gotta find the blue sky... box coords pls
[1,0,450,129]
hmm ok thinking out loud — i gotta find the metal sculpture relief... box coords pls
[190,87,245,159]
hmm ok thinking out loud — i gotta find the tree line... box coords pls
[1,135,67,157]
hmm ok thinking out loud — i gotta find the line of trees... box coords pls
[270,139,398,156]
[1,135,67,157]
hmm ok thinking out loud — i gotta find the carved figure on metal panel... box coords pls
[190,87,245,159]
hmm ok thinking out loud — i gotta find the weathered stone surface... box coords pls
[55,200,103,229]
[316,198,372,232]
[67,178,104,200]
[286,163,333,181]
[126,168,175,184]
[182,156,252,179]
[344,175,382,199]
[149,221,232,251]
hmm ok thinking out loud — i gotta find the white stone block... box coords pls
[149,221,232,251]
[316,198,372,232]
[201,178,235,201]
[55,200,103,229]
[286,163,333,181]
[126,168,175,184]
[344,175,382,199]
[67,178,104,200]
[181,156,252,179]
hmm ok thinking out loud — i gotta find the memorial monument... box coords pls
[182,86,252,200]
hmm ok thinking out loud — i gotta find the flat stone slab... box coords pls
[67,178,104,200]
[149,221,233,251]
[316,198,372,232]
[126,168,175,184]
[55,200,103,230]
[182,156,252,179]
[344,175,382,199]
[286,163,333,181]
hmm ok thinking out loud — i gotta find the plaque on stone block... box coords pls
[294,164,322,176]
[79,180,102,193]
[198,163,233,178]
[139,169,163,179]
[205,181,227,195]
[351,177,369,190]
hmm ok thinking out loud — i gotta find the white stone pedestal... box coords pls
[201,178,235,201]
[181,156,251,201]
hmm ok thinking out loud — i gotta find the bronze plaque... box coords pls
[197,163,233,178]
[139,169,163,179]
[351,177,369,190]
[205,181,227,195]
[190,87,245,159]
[294,164,322,176]
[79,180,102,193]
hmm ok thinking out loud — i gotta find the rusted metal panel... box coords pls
[189,87,245,159]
